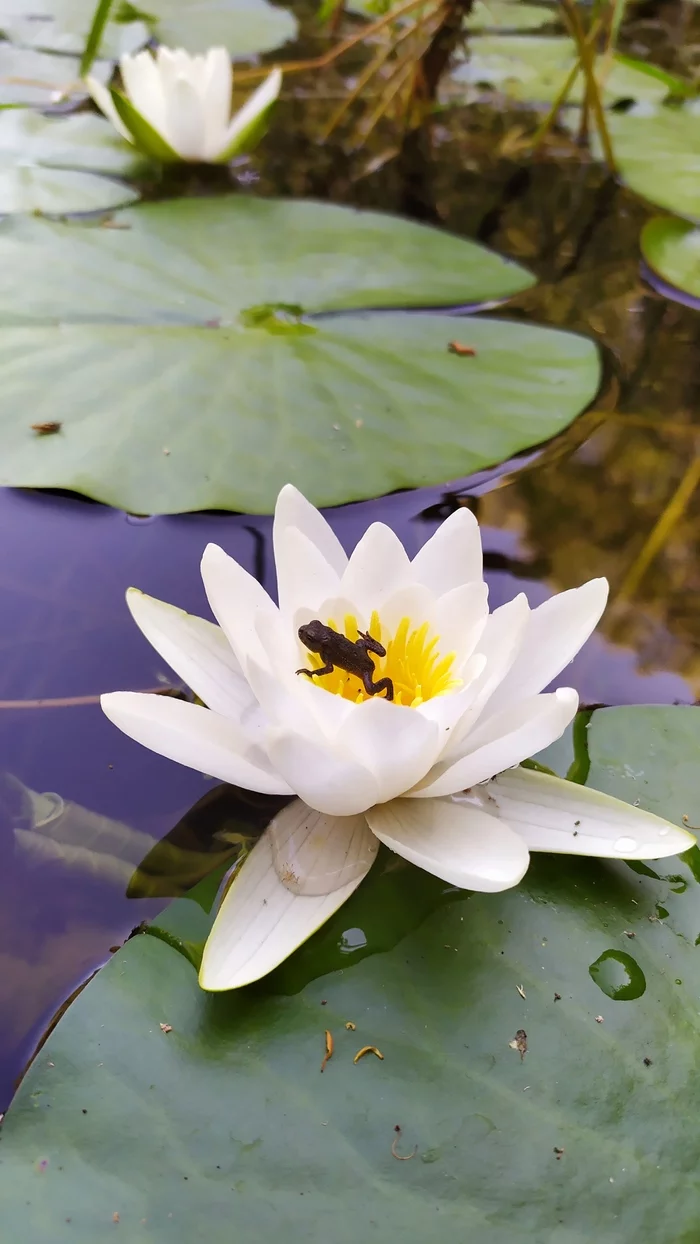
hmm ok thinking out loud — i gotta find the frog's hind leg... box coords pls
[363,673,394,701]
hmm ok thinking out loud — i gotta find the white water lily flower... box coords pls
[86,47,282,164]
[101,485,694,990]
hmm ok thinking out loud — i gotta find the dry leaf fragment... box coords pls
[509,1029,528,1061]
[447,341,477,356]
[31,422,61,435]
[516,984,526,999]
[159,1023,173,1034]
[353,1045,384,1064]
[345,1021,356,1031]
[320,1029,334,1073]
[113,1212,120,1224]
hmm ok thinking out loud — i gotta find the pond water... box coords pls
[2,7,700,1112]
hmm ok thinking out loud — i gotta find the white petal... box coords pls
[125,589,257,725]
[339,523,411,614]
[218,66,282,160]
[200,825,367,990]
[483,579,609,715]
[274,526,341,623]
[413,688,579,798]
[120,50,167,135]
[274,483,347,577]
[366,796,530,891]
[201,47,232,156]
[101,692,292,795]
[439,593,532,761]
[266,727,379,815]
[431,581,489,668]
[269,798,378,895]
[411,507,483,594]
[85,76,133,141]
[338,695,440,803]
[476,767,696,859]
[200,543,277,672]
[163,74,208,159]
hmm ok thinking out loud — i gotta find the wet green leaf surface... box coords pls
[0,111,141,213]
[2,707,700,1241]
[0,197,600,514]
[450,36,677,105]
[641,215,700,299]
[602,102,700,222]
[0,0,295,56]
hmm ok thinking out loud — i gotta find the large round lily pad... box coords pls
[640,215,700,302]
[450,35,677,105]
[0,196,599,514]
[2,706,700,1241]
[604,102,700,221]
[0,0,297,57]
[0,110,141,213]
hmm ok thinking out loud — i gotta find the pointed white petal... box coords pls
[411,507,483,594]
[439,593,532,762]
[163,74,208,159]
[101,692,291,795]
[338,695,440,803]
[201,49,233,158]
[412,688,579,797]
[366,796,530,891]
[431,580,489,668]
[274,526,341,623]
[200,824,367,990]
[125,589,257,724]
[273,483,347,577]
[483,579,609,715]
[339,522,411,614]
[120,50,167,135]
[217,66,282,160]
[200,543,277,672]
[266,727,379,815]
[269,798,378,895]
[476,767,696,859]
[85,76,133,140]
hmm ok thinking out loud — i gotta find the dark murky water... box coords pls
[2,5,700,1109]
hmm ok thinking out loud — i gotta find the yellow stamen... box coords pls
[305,612,461,708]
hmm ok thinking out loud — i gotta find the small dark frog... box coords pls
[296,619,394,701]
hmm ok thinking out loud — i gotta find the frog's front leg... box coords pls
[361,671,394,701]
[296,661,335,679]
[357,630,386,658]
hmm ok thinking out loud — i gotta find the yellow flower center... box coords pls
[305,610,461,708]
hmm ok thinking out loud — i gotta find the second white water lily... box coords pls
[101,486,694,989]
[86,47,281,164]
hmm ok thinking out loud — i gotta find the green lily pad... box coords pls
[450,35,676,105]
[640,215,700,301]
[603,102,700,221]
[0,109,141,213]
[347,0,553,31]
[0,0,297,57]
[0,41,110,104]
[0,195,599,514]
[3,705,700,1241]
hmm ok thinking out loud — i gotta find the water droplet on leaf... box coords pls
[589,950,647,1001]
[613,836,637,854]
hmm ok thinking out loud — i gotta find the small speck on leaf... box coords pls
[516,984,526,999]
[392,1126,418,1160]
[595,1015,604,1024]
[345,1021,356,1030]
[320,1030,333,1073]
[113,1212,120,1224]
[159,1023,173,1034]
[643,1057,653,1066]
[624,930,635,938]
[553,1147,564,1159]
[554,992,561,1001]
[31,421,61,435]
